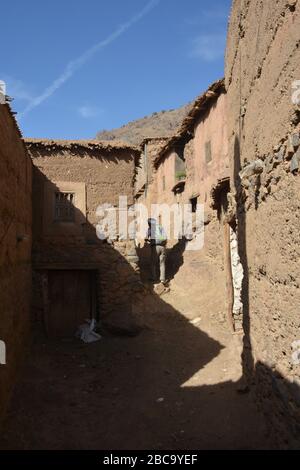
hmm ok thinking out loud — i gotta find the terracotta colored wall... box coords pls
[155,150,177,205]
[0,105,32,422]
[185,93,229,206]
[226,0,300,447]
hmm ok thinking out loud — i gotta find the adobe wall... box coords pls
[185,93,229,205]
[0,105,32,422]
[155,150,177,205]
[28,142,143,334]
[135,138,168,197]
[226,0,300,447]
[180,129,230,331]
[185,92,231,330]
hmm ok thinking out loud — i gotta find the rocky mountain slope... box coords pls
[96,103,192,146]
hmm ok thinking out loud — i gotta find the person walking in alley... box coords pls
[146,218,167,285]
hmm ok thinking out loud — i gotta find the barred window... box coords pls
[54,192,75,222]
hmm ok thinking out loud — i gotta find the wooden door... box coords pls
[47,270,94,337]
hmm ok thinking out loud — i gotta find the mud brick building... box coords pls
[25,138,142,338]
[226,0,300,447]
[0,103,32,422]
[153,79,228,210]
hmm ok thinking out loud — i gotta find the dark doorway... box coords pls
[190,196,198,213]
[45,270,97,337]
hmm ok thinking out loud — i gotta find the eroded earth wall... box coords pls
[0,105,32,422]
[226,0,300,447]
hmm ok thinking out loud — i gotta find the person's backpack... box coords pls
[155,224,167,245]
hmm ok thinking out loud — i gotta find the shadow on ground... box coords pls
[0,317,269,450]
[0,276,270,450]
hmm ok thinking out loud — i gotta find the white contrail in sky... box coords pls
[19,0,160,119]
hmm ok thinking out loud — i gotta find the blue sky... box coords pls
[1,0,231,139]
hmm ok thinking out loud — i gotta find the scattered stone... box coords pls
[290,148,300,173]
[265,155,273,173]
[190,317,201,325]
[239,159,264,182]
[291,109,300,125]
[290,156,299,173]
[273,147,285,164]
[287,140,296,156]
[289,132,300,148]
[154,283,168,295]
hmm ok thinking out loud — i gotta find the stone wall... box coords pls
[27,141,142,335]
[226,0,300,447]
[0,105,32,422]
[135,138,168,196]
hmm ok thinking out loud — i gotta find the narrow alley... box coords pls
[1,0,300,454]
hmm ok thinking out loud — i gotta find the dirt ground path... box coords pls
[0,277,271,450]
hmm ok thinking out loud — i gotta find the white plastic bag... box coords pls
[76,319,101,343]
